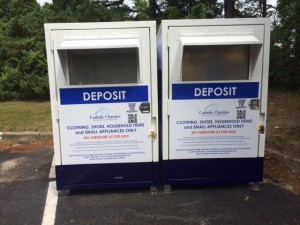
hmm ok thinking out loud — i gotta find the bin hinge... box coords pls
[149,130,157,138]
[258,123,265,134]
[55,102,60,121]
[50,32,54,51]
[167,100,171,116]
[167,30,171,47]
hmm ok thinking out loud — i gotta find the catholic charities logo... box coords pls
[90,107,120,121]
[199,103,229,116]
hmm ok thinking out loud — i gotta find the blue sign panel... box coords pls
[172,82,259,100]
[60,86,148,105]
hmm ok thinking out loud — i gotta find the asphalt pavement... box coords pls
[0,142,300,225]
[0,146,53,225]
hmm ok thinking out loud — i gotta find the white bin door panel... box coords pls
[52,28,153,165]
[168,25,264,160]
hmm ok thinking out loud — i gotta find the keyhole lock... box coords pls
[258,124,265,134]
[149,130,157,138]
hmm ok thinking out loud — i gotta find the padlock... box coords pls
[258,124,265,134]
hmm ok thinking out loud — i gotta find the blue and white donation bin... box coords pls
[45,21,159,190]
[157,19,270,186]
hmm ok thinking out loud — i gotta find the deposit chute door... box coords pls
[168,25,264,161]
[52,28,154,167]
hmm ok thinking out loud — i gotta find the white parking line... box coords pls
[49,156,56,179]
[42,181,58,225]
[42,156,58,225]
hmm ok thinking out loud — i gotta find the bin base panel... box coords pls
[163,157,264,185]
[55,162,159,190]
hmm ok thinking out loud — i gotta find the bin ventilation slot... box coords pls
[58,38,139,50]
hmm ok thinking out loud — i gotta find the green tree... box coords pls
[0,0,49,100]
[235,0,276,18]
[96,0,132,21]
[132,0,149,20]
[270,0,300,88]
[131,0,161,22]
[163,0,223,19]
[163,6,183,19]
[187,3,206,19]
[46,0,106,22]
[0,0,137,101]
[162,0,222,19]
[149,0,160,20]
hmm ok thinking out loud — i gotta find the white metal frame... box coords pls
[157,18,271,161]
[45,21,158,167]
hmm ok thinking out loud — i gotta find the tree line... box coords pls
[0,0,299,100]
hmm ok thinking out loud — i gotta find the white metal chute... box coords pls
[57,38,139,50]
[180,32,263,46]
[179,33,262,46]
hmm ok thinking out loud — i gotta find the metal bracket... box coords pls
[249,99,260,110]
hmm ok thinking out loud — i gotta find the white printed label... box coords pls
[169,99,259,159]
[59,102,152,165]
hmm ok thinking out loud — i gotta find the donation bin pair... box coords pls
[45,19,271,190]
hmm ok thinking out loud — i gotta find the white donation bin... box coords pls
[157,19,270,185]
[45,21,159,190]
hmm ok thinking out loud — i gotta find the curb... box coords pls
[266,148,300,172]
[0,132,53,142]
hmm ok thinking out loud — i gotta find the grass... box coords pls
[0,101,52,132]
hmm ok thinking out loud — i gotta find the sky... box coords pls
[37,0,52,5]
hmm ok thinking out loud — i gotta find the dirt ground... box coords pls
[0,141,53,154]
[265,90,300,194]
